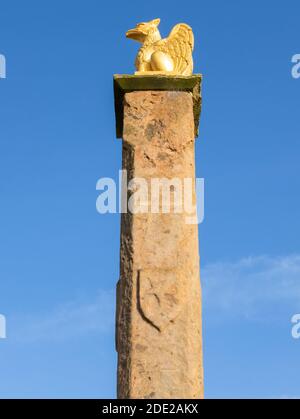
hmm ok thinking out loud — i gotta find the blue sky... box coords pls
[0,0,299,398]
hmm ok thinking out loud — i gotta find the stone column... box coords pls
[114,75,204,399]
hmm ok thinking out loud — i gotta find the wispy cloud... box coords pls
[9,254,300,342]
[12,289,115,343]
[202,254,300,322]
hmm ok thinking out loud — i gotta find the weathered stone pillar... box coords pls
[114,75,204,399]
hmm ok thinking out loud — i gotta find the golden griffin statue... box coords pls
[126,18,194,76]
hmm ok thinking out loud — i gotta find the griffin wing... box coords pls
[156,23,194,75]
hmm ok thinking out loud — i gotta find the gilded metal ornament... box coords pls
[126,18,194,76]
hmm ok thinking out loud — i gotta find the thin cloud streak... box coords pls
[202,254,300,321]
[9,254,300,342]
[11,290,115,343]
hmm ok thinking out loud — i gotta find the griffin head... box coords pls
[126,18,161,43]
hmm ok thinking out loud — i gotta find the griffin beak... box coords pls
[126,28,143,40]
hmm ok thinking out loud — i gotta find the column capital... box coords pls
[113,74,202,139]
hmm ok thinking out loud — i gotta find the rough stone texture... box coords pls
[113,74,202,138]
[116,90,204,399]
